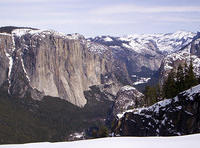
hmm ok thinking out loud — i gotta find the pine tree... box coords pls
[155,84,162,99]
[176,64,185,92]
[185,60,198,89]
[163,70,177,98]
[144,86,150,106]
[144,86,157,106]
[98,126,109,137]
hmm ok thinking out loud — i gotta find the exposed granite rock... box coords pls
[0,33,12,87]
[112,85,144,117]
[113,84,200,136]
[0,28,129,107]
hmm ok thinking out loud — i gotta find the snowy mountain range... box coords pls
[160,32,200,83]
[89,30,199,88]
[1,26,199,104]
[89,31,196,55]
[0,26,200,143]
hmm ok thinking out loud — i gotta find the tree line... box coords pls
[144,61,199,106]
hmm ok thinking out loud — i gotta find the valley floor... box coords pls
[0,134,200,148]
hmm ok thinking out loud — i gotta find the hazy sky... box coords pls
[1,0,200,37]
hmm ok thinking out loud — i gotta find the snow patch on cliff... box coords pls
[104,36,113,42]
[0,32,12,36]
[5,52,13,82]
[20,56,30,82]
[87,42,109,55]
[133,77,150,85]
[120,85,136,92]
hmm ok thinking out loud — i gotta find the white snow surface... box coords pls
[1,134,200,148]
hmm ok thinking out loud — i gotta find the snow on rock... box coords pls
[4,33,16,94]
[12,29,33,37]
[20,56,30,82]
[160,36,200,82]
[91,31,195,54]
[87,41,109,55]
[114,84,200,136]
[133,77,150,85]
[182,84,200,100]
[120,85,136,92]
[0,32,12,36]
[118,84,200,119]
[0,134,200,148]
[12,28,84,40]
[68,132,85,141]
[114,85,144,118]
[5,52,13,87]
[162,50,200,72]
[104,36,113,42]
[5,52,13,79]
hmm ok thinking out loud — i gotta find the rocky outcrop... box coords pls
[0,27,128,107]
[113,84,200,136]
[112,85,144,117]
[159,34,200,85]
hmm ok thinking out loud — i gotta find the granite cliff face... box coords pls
[0,33,12,87]
[0,28,127,107]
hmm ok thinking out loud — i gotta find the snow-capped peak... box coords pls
[122,31,195,53]
[11,28,84,40]
[90,31,196,54]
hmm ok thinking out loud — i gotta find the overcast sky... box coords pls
[1,0,200,37]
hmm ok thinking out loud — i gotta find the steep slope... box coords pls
[160,33,200,84]
[113,84,200,136]
[0,27,129,107]
[90,31,195,54]
[89,31,196,87]
[112,85,144,118]
[0,85,114,144]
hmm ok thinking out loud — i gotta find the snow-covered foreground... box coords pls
[1,134,200,148]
